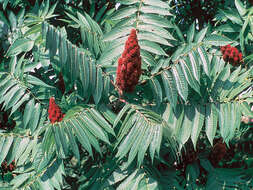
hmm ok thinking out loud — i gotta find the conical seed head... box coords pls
[48,97,65,123]
[116,29,142,93]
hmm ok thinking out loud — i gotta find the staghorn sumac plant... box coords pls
[0,0,252,189]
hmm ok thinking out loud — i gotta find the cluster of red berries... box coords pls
[0,104,15,130]
[220,45,243,66]
[116,29,142,93]
[1,160,15,173]
[57,72,65,94]
[209,138,227,167]
[48,97,65,124]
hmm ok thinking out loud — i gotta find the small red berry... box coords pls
[221,46,226,54]
[226,44,231,49]
[233,56,239,62]
[223,54,229,62]
[238,53,243,62]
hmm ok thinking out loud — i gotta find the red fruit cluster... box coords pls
[116,29,142,93]
[221,44,243,66]
[48,97,65,124]
[0,103,15,130]
[209,138,227,167]
[57,72,65,94]
[1,160,16,173]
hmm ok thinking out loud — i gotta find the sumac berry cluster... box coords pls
[1,160,16,173]
[0,104,15,130]
[221,44,243,66]
[209,138,227,167]
[57,72,65,94]
[48,97,65,124]
[116,29,142,93]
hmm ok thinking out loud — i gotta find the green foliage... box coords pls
[42,105,114,160]
[114,104,177,167]
[214,0,253,56]
[0,0,252,189]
